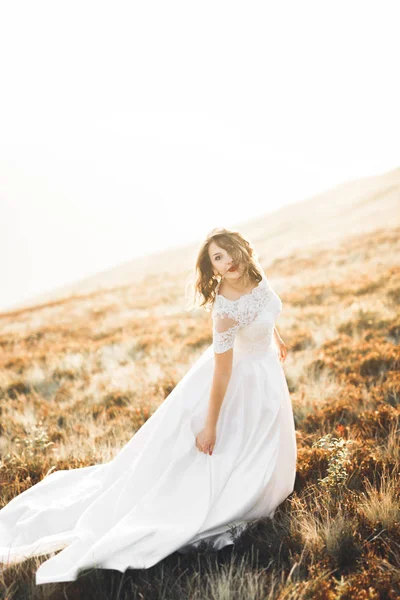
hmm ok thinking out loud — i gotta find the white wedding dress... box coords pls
[0,270,297,585]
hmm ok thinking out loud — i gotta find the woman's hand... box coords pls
[195,426,216,455]
[276,338,288,363]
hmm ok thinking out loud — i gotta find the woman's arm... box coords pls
[273,325,282,344]
[196,356,232,455]
[273,325,288,363]
[196,313,236,455]
[205,363,232,430]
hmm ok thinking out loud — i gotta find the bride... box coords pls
[0,227,297,585]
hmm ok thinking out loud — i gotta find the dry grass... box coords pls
[0,225,400,599]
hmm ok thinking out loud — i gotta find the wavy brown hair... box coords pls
[185,227,264,313]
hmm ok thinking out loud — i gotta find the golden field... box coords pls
[1,171,400,598]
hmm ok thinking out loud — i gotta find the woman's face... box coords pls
[208,241,242,280]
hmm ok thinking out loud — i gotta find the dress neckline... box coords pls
[216,276,264,303]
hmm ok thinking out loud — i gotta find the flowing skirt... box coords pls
[0,342,297,585]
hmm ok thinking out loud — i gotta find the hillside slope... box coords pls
[3,165,399,316]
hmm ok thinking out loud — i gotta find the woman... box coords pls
[0,227,297,585]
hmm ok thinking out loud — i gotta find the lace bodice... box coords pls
[212,273,282,355]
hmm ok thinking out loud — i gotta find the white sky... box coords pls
[1,1,399,312]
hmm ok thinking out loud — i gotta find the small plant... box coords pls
[312,434,354,489]
[4,421,54,468]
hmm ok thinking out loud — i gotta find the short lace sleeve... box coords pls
[213,312,240,354]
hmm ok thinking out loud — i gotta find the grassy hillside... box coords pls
[1,200,400,596]
[4,165,400,315]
